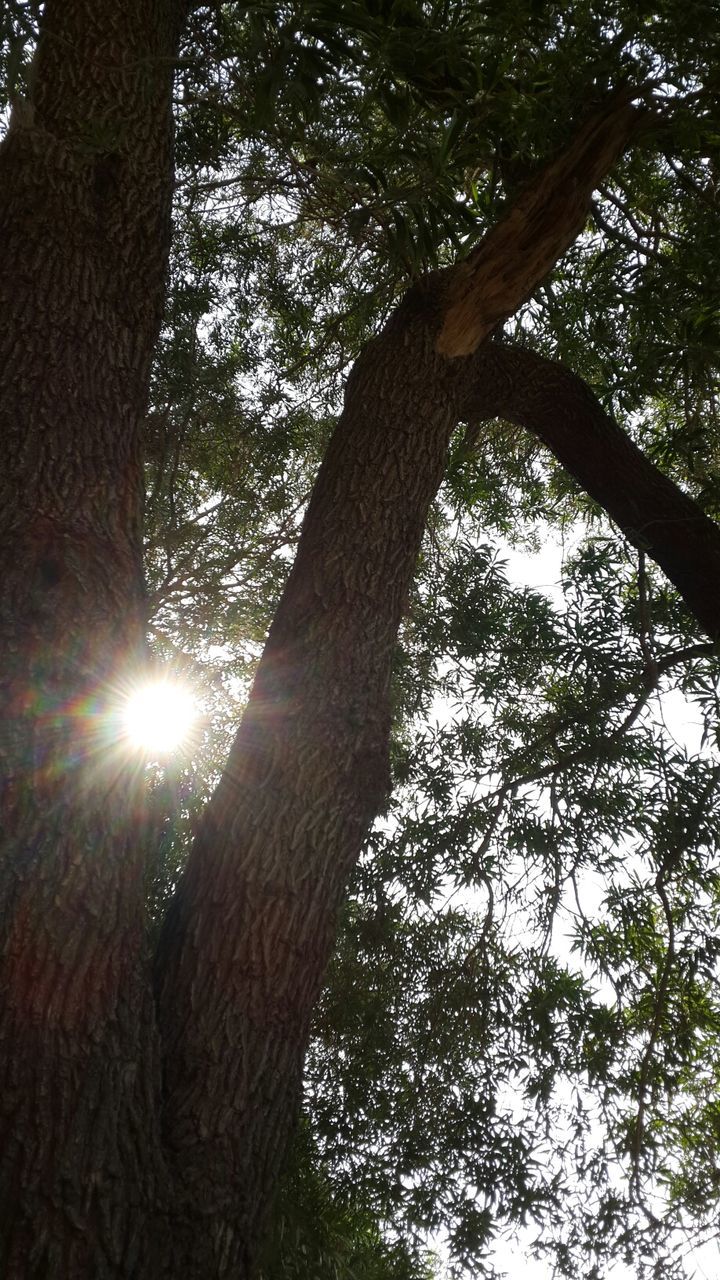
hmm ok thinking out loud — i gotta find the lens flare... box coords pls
[122,680,197,755]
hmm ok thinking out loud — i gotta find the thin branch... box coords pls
[591,200,666,264]
[637,550,658,685]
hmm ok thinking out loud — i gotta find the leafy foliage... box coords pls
[315,525,720,1277]
[259,1121,437,1280]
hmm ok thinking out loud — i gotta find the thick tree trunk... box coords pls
[154,283,472,1276]
[0,2,181,1274]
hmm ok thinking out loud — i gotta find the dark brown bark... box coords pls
[462,342,720,641]
[151,97,655,1276]
[154,283,472,1276]
[0,1,183,1274]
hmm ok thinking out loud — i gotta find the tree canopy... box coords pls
[2,0,720,1277]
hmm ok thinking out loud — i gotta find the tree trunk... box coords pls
[154,281,473,1276]
[0,1,181,1274]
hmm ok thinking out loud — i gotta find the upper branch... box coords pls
[437,91,649,357]
[463,342,720,641]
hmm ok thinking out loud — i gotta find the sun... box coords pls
[122,679,197,755]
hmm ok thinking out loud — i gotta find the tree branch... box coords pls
[462,341,720,641]
[437,91,649,357]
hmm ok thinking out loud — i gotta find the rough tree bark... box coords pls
[1,4,718,1278]
[0,1,183,1275]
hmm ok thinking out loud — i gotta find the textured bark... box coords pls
[462,343,720,641]
[0,1,182,1274]
[153,282,470,1275]
[436,92,647,357]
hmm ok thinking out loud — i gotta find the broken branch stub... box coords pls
[437,94,646,358]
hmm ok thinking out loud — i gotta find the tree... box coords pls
[2,0,720,1277]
